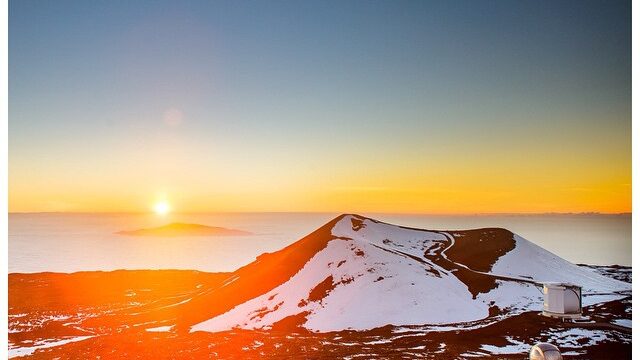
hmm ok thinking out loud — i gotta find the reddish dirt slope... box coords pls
[172,214,346,329]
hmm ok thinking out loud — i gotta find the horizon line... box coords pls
[7,210,632,216]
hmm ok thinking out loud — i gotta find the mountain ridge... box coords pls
[171,214,629,333]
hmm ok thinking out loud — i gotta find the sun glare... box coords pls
[153,201,170,215]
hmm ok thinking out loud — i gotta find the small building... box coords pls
[542,282,582,319]
[530,342,563,360]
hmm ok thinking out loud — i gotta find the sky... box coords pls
[8,0,631,214]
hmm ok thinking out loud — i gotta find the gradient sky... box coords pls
[9,0,631,214]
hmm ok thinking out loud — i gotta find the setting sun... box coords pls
[153,201,170,215]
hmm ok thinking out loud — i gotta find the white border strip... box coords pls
[2,0,9,355]
[631,1,638,358]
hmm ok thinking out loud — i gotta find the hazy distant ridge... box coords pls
[117,223,253,237]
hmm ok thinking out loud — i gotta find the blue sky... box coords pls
[8,0,631,213]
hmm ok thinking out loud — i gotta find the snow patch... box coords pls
[9,336,95,358]
[146,325,173,332]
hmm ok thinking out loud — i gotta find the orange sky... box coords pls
[9,130,630,214]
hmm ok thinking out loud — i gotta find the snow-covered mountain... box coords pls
[183,214,629,333]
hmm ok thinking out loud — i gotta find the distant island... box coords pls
[117,223,253,237]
